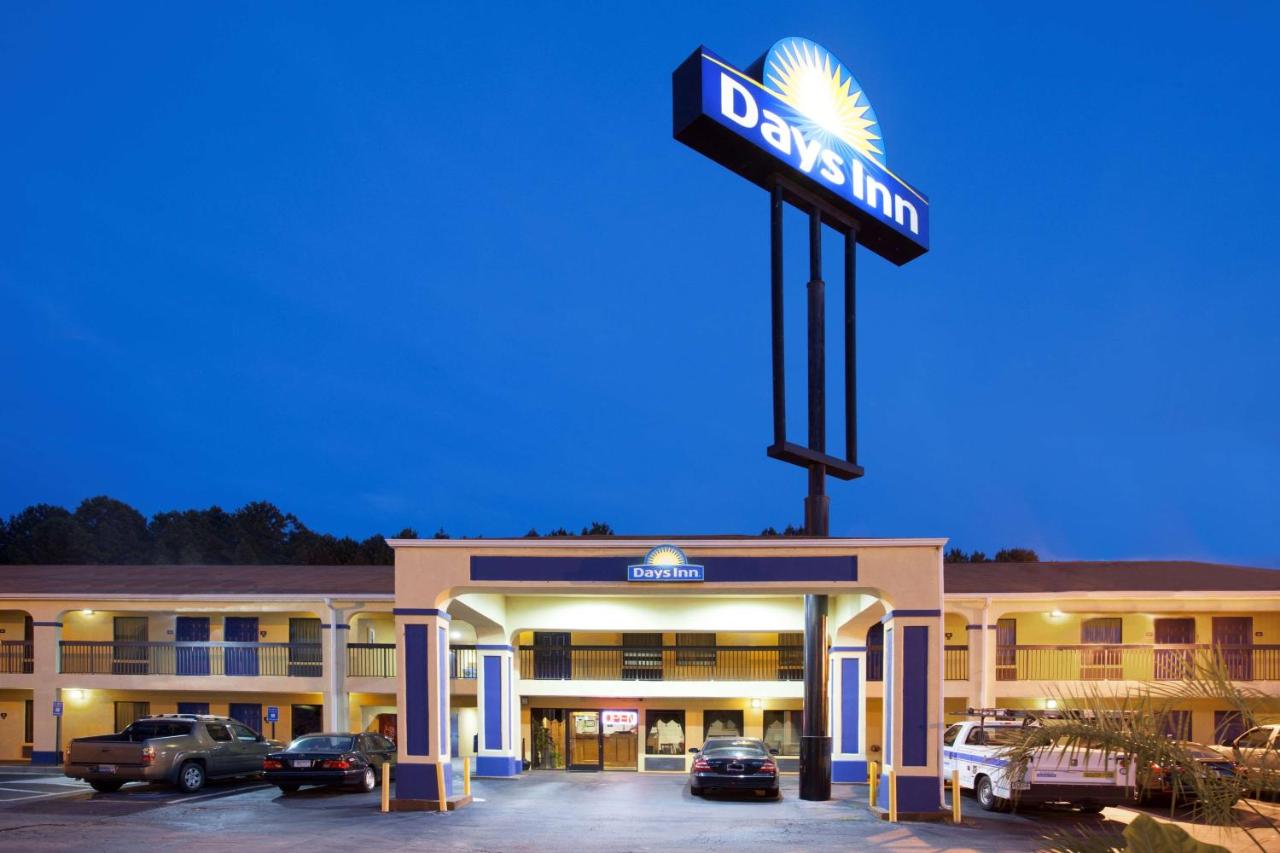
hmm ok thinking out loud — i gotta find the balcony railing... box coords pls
[864,647,968,682]
[347,643,395,677]
[994,644,1280,682]
[0,641,33,674]
[345,644,478,679]
[518,645,805,682]
[59,641,322,677]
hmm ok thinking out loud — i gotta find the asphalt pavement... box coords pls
[0,769,1270,852]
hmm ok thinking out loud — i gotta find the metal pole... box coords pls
[804,206,829,537]
[770,185,786,445]
[800,204,832,802]
[844,227,857,464]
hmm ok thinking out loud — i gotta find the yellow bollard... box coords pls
[868,760,879,807]
[463,755,471,797]
[951,769,961,823]
[435,762,447,813]
[380,761,391,813]
[888,769,897,823]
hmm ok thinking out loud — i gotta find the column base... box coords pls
[30,751,61,766]
[875,771,944,816]
[473,755,521,777]
[389,795,473,812]
[798,735,832,801]
[831,758,868,783]
[395,761,452,801]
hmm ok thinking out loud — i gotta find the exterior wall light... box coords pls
[68,689,85,701]
[1045,699,1059,710]
[1049,610,1065,618]
[750,698,763,709]
[81,609,94,616]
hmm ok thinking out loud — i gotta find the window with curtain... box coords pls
[114,701,150,732]
[675,632,716,666]
[703,709,744,738]
[645,710,685,755]
[763,710,802,755]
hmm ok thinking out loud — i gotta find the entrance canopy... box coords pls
[388,537,948,814]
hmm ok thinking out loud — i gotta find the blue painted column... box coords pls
[876,611,943,815]
[829,645,868,783]
[393,608,452,803]
[475,645,521,777]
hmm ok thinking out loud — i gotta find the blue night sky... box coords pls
[2,3,1277,566]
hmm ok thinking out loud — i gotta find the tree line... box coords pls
[0,496,617,565]
[0,496,1040,565]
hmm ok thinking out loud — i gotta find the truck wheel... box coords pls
[89,780,124,793]
[975,776,1006,812]
[176,761,206,794]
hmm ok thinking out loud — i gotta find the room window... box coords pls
[675,633,716,667]
[114,701,150,732]
[645,710,685,755]
[762,710,802,755]
[703,709,744,738]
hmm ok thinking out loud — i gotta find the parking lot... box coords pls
[0,769,1274,852]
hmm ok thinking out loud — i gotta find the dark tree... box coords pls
[968,550,989,563]
[993,548,1040,563]
[230,502,300,564]
[73,496,150,563]
[944,547,969,563]
[432,527,450,540]
[580,521,613,536]
[2,504,90,563]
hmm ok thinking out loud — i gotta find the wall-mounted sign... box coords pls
[673,37,929,265]
[52,700,63,717]
[266,706,279,723]
[627,545,705,582]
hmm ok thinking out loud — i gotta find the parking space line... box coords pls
[163,784,272,804]
[0,788,88,802]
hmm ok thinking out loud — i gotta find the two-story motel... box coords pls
[0,537,1277,814]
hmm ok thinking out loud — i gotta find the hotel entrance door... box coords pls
[568,711,601,771]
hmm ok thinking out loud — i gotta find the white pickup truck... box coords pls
[943,716,1135,812]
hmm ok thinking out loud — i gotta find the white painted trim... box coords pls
[387,538,948,549]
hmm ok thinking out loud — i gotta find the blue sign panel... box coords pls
[52,700,63,717]
[472,554,856,583]
[674,39,929,265]
[265,706,279,723]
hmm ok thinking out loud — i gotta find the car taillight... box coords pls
[140,746,155,766]
[760,760,776,774]
[692,758,711,772]
[320,759,351,770]
[263,759,283,770]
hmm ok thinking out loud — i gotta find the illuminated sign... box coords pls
[673,37,929,265]
[626,545,705,582]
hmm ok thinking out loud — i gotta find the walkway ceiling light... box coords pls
[68,689,84,701]
[1049,610,1065,618]
[81,609,94,616]
[751,698,763,709]
[1045,699,1059,710]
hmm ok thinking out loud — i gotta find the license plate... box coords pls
[96,764,117,773]
[292,760,312,768]
[1083,771,1112,778]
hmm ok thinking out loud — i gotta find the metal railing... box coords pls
[864,647,967,682]
[517,645,805,682]
[0,641,33,674]
[345,644,478,679]
[58,641,323,677]
[347,643,395,677]
[994,644,1280,682]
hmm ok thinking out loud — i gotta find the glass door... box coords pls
[568,710,602,771]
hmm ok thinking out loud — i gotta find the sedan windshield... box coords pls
[288,736,353,752]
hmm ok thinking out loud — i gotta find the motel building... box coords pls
[0,538,1277,814]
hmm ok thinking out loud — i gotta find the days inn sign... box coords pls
[673,38,929,265]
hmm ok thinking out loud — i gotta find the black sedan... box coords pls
[263,732,396,794]
[689,737,780,798]
[1140,741,1240,805]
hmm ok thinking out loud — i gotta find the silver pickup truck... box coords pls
[65,714,279,793]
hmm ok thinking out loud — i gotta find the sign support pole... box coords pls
[800,204,833,801]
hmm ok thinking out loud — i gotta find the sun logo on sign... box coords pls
[643,544,689,567]
[765,37,886,168]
